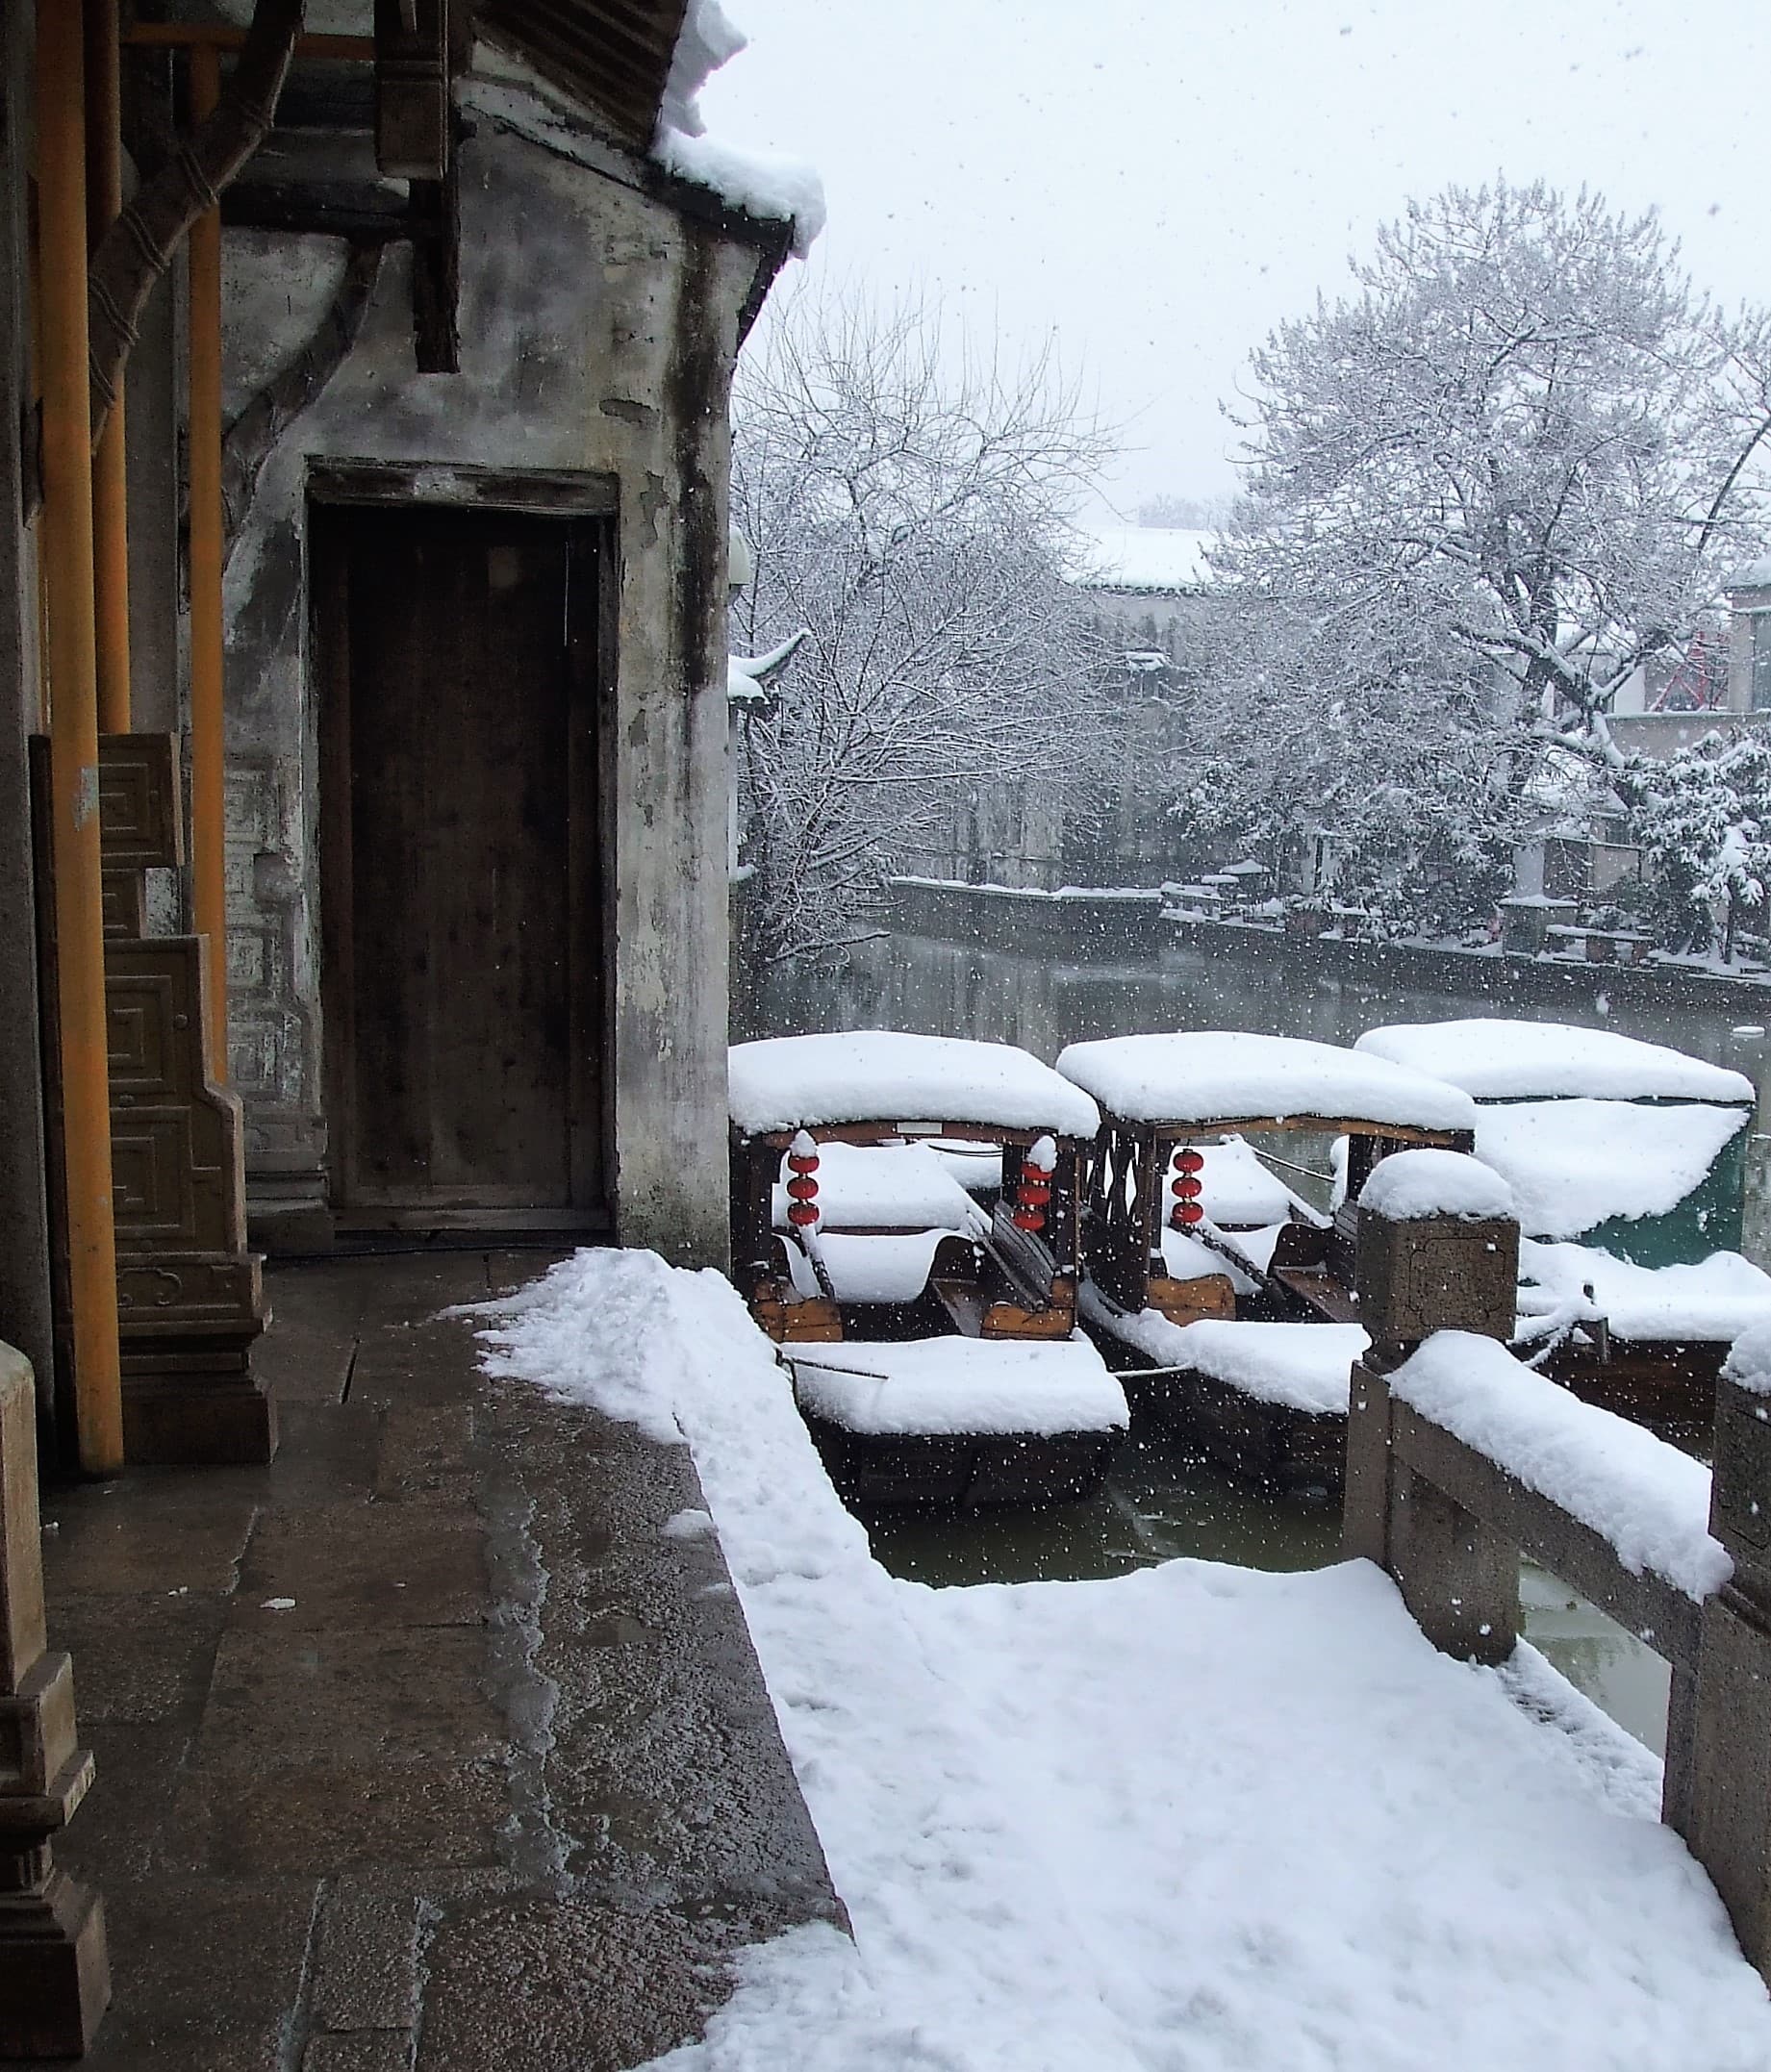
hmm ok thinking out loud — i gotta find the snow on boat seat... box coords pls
[790,1335,1129,1436]
[1354,1018,1754,1106]
[1390,1331,1729,1601]
[729,1030,1101,1138]
[1055,1030,1478,1134]
[1077,1292,1367,1417]
[769,1141,982,1232]
[926,1140,1004,1197]
[779,1230,958,1306]
[1474,1099,1749,1241]
[1158,1226,1262,1293]
[1188,1136,1320,1226]
[1516,1241,1771,1346]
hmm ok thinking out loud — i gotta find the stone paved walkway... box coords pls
[29,1251,840,2071]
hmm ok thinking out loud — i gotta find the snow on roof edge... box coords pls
[653,1,826,255]
[730,1030,1101,1138]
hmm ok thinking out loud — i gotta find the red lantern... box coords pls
[785,1131,820,1229]
[1014,1136,1056,1235]
[1176,1148,1204,1175]
[1171,1200,1203,1227]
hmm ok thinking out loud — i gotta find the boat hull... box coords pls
[801,1410,1123,1509]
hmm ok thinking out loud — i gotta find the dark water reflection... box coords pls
[756,926,1754,1755]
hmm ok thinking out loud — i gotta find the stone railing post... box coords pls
[1681,1364,1771,1979]
[0,1343,108,2054]
[1342,1176,1521,1665]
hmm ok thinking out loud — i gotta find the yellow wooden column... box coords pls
[188,45,228,1078]
[84,0,130,735]
[36,0,124,1475]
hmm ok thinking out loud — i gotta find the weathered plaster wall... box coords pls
[222,109,759,1267]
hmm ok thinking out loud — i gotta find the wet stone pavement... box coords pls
[30,1252,842,2072]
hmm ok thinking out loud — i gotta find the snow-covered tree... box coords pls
[1622,732,1771,960]
[1204,180,1771,922]
[731,291,1116,961]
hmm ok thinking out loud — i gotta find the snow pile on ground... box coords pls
[1082,1293,1367,1416]
[731,1031,1100,1139]
[1057,1029,1478,1132]
[1392,1331,1730,1601]
[1356,1019,1754,1104]
[1475,1099,1747,1239]
[1518,1240,1771,1344]
[654,0,826,252]
[474,1251,1771,2071]
[787,1335,1128,1436]
[1360,1148,1515,1222]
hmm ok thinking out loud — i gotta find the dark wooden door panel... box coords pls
[316,502,605,1223]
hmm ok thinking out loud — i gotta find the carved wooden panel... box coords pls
[98,733,182,872]
[106,939,247,1257]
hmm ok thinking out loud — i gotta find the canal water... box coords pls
[751,926,1771,1755]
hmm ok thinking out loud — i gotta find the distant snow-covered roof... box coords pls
[1730,556,1771,592]
[1355,1020,1754,1105]
[653,1,826,254]
[1075,527,1217,596]
[729,1031,1101,1138]
[1055,1031,1478,1132]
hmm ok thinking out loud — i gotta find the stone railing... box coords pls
[1344,1179,1771,1981]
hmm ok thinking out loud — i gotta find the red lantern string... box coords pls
[786,1131,821,1228]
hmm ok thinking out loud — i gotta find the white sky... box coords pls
[701,0,1771,517]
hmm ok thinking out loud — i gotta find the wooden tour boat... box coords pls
[1056,1030,1480,1497]
[1356,1019,1771,1431]
[728,1030,1128,1507]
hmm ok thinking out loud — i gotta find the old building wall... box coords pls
[221,114,763,1266]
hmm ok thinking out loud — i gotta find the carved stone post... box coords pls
[0,1343,108,2054]
[1343,1172,1521,1664]
[1682,1366,1771,1980]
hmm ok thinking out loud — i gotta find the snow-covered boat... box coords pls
[727,1031,1128,1505]
[1355,1019,1771,1425]
[1056,1030,1480,1497]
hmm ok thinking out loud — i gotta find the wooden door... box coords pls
[315,502,607,1228]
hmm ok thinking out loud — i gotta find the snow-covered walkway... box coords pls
[474,1251,1771,2072]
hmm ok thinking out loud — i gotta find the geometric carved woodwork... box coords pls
[98,736,273,1464]
[98,730,180,941]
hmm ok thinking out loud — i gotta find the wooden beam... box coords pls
[374,0,448,180]
[121,25,376,62]
[36,0,124,1475]
[84,0,129,735]
[188,45,228,1081]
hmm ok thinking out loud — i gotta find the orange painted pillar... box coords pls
[188,45,228,1078]
[84,0,130,735]
[36,0,124,1475]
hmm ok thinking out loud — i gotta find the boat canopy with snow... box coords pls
[1056,1030,1478,1332]
[1354,1019,1770,1421]
[1354,1020,1756,1267]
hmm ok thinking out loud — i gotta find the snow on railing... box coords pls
[1388,1330,1728,1604]
[1347,1166,1771,1984]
